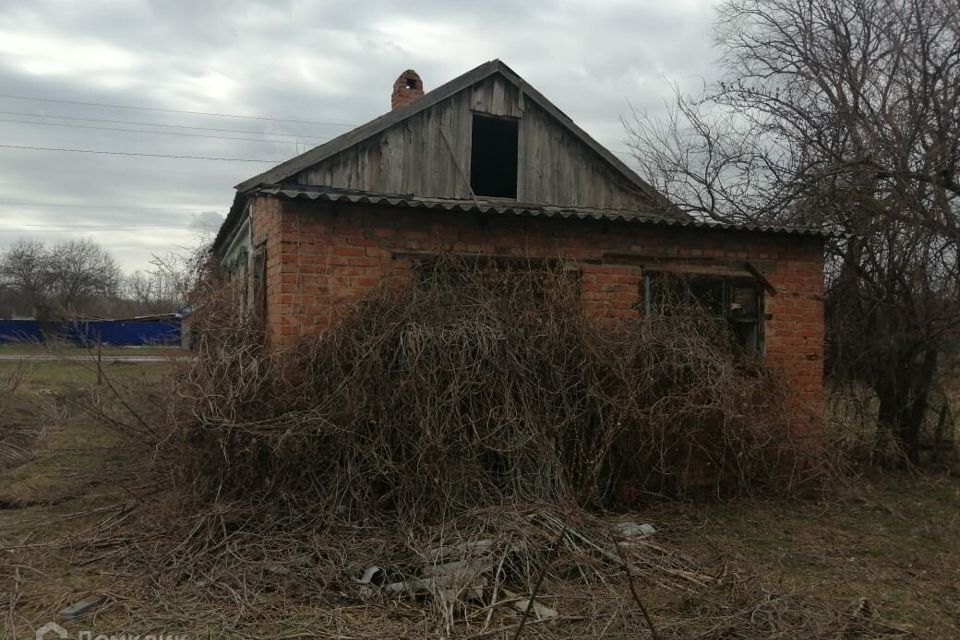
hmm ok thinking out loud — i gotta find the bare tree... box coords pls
[120,248,207,316]
[0,238,122,319]
[124,262,188,314]
[147,250,197,307]
[628,0,960,463]
[47,239,122,315]
[0,240,55,320]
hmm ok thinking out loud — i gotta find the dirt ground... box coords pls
[1,358,958,639]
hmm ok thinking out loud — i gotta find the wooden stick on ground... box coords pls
[512,518,567,640]
[614,535,661,640]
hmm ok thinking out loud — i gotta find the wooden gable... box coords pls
[237,60,674,214]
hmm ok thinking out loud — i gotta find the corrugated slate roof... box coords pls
[257,186,836,238]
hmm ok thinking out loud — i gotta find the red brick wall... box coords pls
[248,194,826,441]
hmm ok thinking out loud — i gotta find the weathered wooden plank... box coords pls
[290,75,653,210]
[401,117,417,193]
[455,92,473,198]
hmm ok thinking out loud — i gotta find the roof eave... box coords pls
[258,185,839,239]
[212,191,250,254]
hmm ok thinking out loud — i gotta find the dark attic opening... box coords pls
[470,114,519,198]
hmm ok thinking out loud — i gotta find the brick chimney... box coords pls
[391,70,424,110]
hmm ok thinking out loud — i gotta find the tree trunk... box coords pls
[876,347,938,466]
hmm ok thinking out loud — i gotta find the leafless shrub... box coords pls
[827,376,958,471]
[167,257,809,524]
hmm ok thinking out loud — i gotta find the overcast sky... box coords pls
[0,0,722,273]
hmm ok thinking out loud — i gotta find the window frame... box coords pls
[642,271,765,354]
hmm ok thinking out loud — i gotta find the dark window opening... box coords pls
[252,245,267,321]
[406,78,418,89]
[644,272,764,353]
[470,114,519,198]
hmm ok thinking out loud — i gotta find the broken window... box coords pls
[644,273,764,353]
[470,114,519,198]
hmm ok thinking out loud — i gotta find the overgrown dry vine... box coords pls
[32,258,872,637]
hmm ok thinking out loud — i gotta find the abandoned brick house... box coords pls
[212,60,827,439]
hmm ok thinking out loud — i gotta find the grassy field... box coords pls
[0,343,183,358]
[0,358,167,505]
[0,358,958,638]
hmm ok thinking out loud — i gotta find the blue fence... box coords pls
[0,319,181,346]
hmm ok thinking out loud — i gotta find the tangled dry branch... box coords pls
[30,258,872,638]
[168,257,809,524]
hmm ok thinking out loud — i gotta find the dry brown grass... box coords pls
[0,366,37,472]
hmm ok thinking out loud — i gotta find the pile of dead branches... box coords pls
[71,495,900,639]
[168,257,807,522]
[49,259,857,638]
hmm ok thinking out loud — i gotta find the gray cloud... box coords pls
[0,0,722,272]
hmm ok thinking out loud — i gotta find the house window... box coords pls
[251,245,267,321]
[643,273,763,353]
[470,114,519,198]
